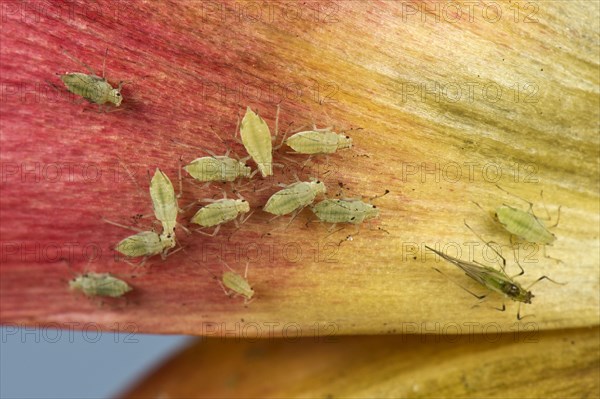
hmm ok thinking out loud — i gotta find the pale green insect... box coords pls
[191,198,252,236]
[285,128,353,155]
[104,166,181,266]
[184,156,251,183]
[69,272,132,298]
[149,168,179,234]
[240,106,274,177]
[58,49,124,110]
[115,230,176,259]
[263,179,327,216]
[220,261,254,304]
[311,198,379,224]
[425,221,564,319]
[492,185,560,245]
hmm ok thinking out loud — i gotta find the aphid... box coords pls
[263,179,327,217]
[191,196,252,236]
[173,127,253,185]
[184,155,252,183]
[492,185,560,245]
[103,166,181,266]
[284,128,353,155]
[239,106,275,177]
[69,272,132,298]
[425,221,564,319]
[149,168,179,235]
[57,48,124,111]
[220,261,255,304]
[115,230,176,260]
[311,198,378,224]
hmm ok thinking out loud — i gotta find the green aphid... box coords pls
[263,179,327,216]
[149,168,178,234]
[240,107,274,177]
[475,185,560,245]
[495,205,556,244]
[191,198,251,236]
[115,230,176,259]
[426,246,533,304]
[184,156,251,183]
[221,262,254,304]
[426,221,564,319]
[285,129,353,155]
[58,49,124,109]
[69,272,132,298]
[311,198,379,224]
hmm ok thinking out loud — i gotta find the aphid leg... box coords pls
[195,224,222,237]
[337,234,353,246]
[550,204,562,228]
[471,201,497,224]
[176,223,191,236]
[542,245,563,264]
[161,245,182,260]
[102,217,146,233]
[509,244,526,278]
[101,48,108,79]
[61,48,97,76]
[217,279,233,297]
[525,275,567,289]
[283,207,306,229]
[327,223,339,233]
[432,267,488,300]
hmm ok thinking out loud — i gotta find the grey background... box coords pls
[0,326,196,399]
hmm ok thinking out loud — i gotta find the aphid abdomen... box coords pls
[263,182,317,216]
[240,107,273,177]
[222,271,254,300]
[496,206,554,244]
[286,131,337,154]
[191,201,239,227]
[150,169,178,233]
[70,273,132,297]
[116,231,166,258]
[184,157,248,182]
[312,199,377,224]
[60,73,109,104]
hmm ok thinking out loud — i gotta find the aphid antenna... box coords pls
[60,47,98,76]
[273,120,296,150]
[102,216,146,233]
[471,201,497,224]
[170,138,220,159]
[495,184,536,212]
[208,124,240,159]
[181,247,218,279]
[116,157,146,198]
